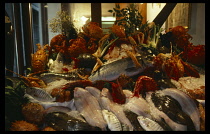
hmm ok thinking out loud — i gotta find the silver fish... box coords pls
[137,116,165,131]
[89,56,153,82]
[24,94,74,109]
[102,109,122,131]
[25,87,56,102]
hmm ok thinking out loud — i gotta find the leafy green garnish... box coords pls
[5,77,29,131]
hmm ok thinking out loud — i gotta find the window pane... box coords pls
[69,3,91,32]
[47,3,61,43]
[101,3,116,34]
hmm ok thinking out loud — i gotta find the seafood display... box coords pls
[5,5,205,131]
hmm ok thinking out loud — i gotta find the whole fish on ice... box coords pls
[160,88,201,131]
[25,87,56,102]
[89,56,153,82]
[24,94,75,109]
[145,92,187,131]
[74,87,107,130]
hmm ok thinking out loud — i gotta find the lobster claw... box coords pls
[132,76,159,98]
[109,81,126,104]
[180,60,200,78]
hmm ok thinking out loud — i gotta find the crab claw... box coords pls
[180,60,200,78]
[109,81,126,104]
[132,76,159,98]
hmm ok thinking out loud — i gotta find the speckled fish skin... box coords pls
[137,116,165,131]
[25,87,56,102]
[89,56,153,82]
[74,87,107,131]
[160,88,200,131]
[102,109,122,131]
[124,110,144,131]
[145,92,187,131]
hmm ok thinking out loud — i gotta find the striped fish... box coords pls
[25,87,56,102]
[102,109,122,131]
[137,116,165,131]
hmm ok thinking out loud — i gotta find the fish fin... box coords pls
[126,50,142,68]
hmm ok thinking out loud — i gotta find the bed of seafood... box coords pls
[5,21,205,131]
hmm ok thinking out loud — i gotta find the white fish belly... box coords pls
[74,87,107,130]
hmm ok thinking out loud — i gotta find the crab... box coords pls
[132,76,159,98]
[31,44,50,73]
[153,52,200,81]
[50,34,67,53]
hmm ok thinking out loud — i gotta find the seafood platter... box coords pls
[5,9,205,131]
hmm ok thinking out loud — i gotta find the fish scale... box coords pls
[102,109,122,131]
[25,87,56,102]
[137,116,164,131]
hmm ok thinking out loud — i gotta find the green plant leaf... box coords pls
[108,10,113,13]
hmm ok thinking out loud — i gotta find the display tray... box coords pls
[5,21,205,131]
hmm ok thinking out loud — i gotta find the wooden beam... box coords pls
[41,3,49,45]
[152,3,177,27]
[91,3,101,27]
[21,3,33,70]
[13,3,24,75]
[5,8,15,76]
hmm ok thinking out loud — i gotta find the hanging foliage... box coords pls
[108,3,148,35]
[48,11,77,40]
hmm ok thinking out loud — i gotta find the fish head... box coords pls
[74,87,87,98]
[25,87,36,95]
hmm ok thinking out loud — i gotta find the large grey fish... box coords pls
[25,87,56,102]
[39,69,85,84]
[89,56,153,82]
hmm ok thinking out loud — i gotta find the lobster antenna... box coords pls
[5,68,25,78]
[177,51,184,57]
[5,68,30,87]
